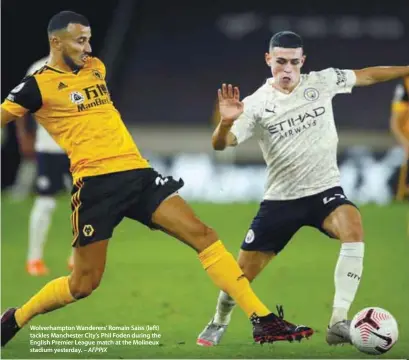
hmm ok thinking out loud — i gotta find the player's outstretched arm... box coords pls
[212,84,242,150]
[354,66,409,87]
[1,108,17,127]
[212,121,238,150]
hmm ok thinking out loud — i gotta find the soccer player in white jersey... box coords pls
[16,57,74,275]
[197,31,409,347]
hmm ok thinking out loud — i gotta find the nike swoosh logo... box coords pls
[369,330,393,353]
[369,330,392,346]
[265,108,276,113]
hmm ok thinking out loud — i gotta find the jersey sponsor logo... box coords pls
[77,97,110,112]
[70,91,85,104]
[323,193,346,204]
[83,84,109,99]
[334,68,347,87]
[304,88,319,101]
[267,106,325,138]
[244,229,255,244]
[77,84,110,112]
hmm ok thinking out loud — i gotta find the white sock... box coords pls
[330,242,365,326]
[27,196,57,261]
[213,291,236,325]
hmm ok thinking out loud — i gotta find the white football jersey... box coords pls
[26,57,64,154]
[230,68,356,200]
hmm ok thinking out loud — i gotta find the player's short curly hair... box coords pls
[269,31,303,50]
[47,11,89,34]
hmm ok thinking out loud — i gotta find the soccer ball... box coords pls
[350,307,398,355]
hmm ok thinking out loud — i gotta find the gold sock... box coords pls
[15,276,76,327]
[199,240,270,318]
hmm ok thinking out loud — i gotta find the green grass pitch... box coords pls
[1,196,408,359]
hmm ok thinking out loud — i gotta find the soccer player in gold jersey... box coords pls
[390,76,409,234]
[0,11,314,346]
[390,77,409,162]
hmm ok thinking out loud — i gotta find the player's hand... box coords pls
[218,84,244,124]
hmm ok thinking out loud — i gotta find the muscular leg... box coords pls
[151,195,271,318]
[214,250,275,325]
[14,240,108,327]
[69,240,108,299]
[152,195,216,252]
[322,204,364,326]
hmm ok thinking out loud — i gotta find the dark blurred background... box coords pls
[1,0,408,203]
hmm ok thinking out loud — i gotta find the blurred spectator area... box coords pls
[2,0,408,164]
[106,0,408,159]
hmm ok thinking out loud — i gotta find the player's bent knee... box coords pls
[183,220,219,252]
[239,266,257,282]
[69,270,103,299]
[237,250,275,280]
[344,214,364,242]
[196,225,219,251]
[341,224,364,242]
[69,279,94,299]
[342,232,364,243]
[330,205,364,242]
[204,225,218,243]
[237,261,264,282]
[91,274,103,291]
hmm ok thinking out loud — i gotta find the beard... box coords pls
[62,52,84,72]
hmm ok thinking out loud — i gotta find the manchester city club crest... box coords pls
[304,88,320,101]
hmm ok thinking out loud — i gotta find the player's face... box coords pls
[265,47,305,91]
[53,23,92,71]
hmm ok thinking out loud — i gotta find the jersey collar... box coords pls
[265,76,303,96]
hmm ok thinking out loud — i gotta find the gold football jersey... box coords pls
[2,57,149,181]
